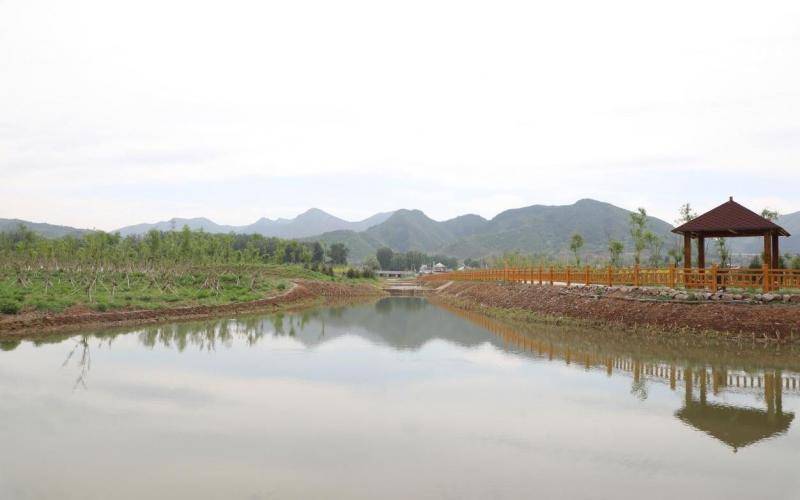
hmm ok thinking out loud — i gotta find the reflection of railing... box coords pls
[436,300,800,395]
[421,265,800,292]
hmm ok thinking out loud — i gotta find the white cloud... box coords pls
[2,0,800,229]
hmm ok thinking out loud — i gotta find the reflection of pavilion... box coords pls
[676,369,794,452]
[437,301,799,451]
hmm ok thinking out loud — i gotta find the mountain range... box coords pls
[311,199,676,260]
[113,208,394,239]
[4,200,799,261]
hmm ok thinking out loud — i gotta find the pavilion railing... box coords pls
[420,265,800,293]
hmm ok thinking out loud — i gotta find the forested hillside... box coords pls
[0,218,89,238]
[313,199,674,261]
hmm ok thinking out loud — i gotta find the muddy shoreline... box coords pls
[430,281,800,342]
[0,280,385,337]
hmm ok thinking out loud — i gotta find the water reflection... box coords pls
[2,298,800,499]
[61,335,91,390]
[9,298,799,452]
[436,301,799,451]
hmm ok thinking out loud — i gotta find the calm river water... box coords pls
[1,297,799,499]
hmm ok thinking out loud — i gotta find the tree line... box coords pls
[372,247,458,271]
[0,224,351,269]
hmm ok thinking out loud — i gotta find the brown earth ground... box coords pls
[0,280,384,337]
[431,281,800,342]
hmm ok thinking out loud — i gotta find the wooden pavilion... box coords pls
[672,197,790,269]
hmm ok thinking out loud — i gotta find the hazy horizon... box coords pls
[3,0,800,230]
[3,197,797,233]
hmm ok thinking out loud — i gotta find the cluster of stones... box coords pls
[564,284,800,304]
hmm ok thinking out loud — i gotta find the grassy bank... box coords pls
[0,264,376,315]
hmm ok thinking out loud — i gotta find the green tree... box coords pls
[376,247,394,270]
[363,256,380,271]
[629,208,648,266]
[667,247,683,266]
[761,208,779,222]
[405,251,426,271]
[569,233,584,267]
[390,253,407,271]
[714,238,730,267]
[311,242,325,264]
[608,240,624,267]
[328,243,348,265]
[179,225,192,257]
[463,257,482,268]
[677,203,696,225]
[644,231,663,267]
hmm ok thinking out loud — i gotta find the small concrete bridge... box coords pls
[381,277,436,296]
[375,270,418,279]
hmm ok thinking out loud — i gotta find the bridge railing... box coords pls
[421,265,800,293]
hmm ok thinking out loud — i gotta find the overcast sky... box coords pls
[2,0,799,230]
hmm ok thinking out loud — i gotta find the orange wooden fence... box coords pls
[421,264,800,293]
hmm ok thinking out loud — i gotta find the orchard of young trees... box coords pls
[0,225,364,316]
[0,225,349,269]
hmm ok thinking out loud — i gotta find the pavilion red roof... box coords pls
[672,198,790,237]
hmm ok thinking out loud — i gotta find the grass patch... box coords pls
[0,264,375,316]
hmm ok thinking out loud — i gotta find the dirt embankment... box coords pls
[433,281,800,341]
[0,280,384,336]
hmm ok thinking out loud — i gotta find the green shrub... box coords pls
[0,300,20,315]
[276,283,287,291]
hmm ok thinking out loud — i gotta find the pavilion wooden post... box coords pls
[683,234,692,270]
[762,263,771,293]
[771,232,780,269]
[764,234,772,270]
[697,236,706,269]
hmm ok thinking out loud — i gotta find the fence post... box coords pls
[607,266,612,286]
[585,265,590,286]
[762,263,770,293]
[549,266,554,286]
[538,266,543,285]
[669,264,676,288]
[634,265,640,287]
[710,264,718,293]
[566,266,572,286]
